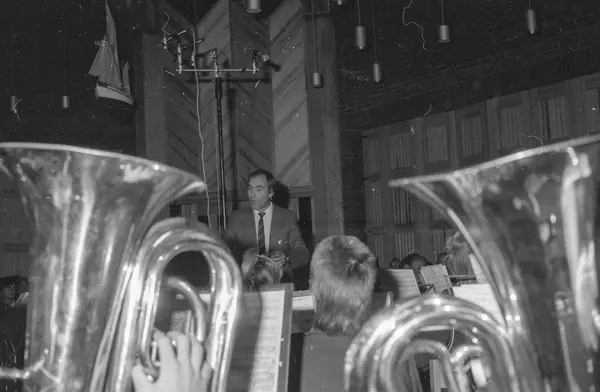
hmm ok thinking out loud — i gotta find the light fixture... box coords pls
[312,72,323,88]
[246,0,261,14]
[61,0,70,109]
[336,0,344,5]
[438,0,450,43]
[356,26,367,50]
[355,0,366,50]
[310,0,323,88]
[372,63,382,84]
[9,95,17,111]
[526,1,537,34]
[438,25,450,43]
[370,0,382,83]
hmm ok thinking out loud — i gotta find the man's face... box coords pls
[2,284,15,301]
[248,174,272,211]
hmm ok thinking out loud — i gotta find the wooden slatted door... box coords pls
[420,114,454,261]
[363,133,387,267]
[0,175,31,277]
[489,91,532,157]
[530,81,577,143]
[388,123,418,264]
[583,75,600,134]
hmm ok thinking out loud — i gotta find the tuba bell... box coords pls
[0,143,242,392]
[345,134,600,391]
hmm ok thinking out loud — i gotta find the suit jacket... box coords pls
[223,205,309,269]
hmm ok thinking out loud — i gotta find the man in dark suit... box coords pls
[223,169,310,286]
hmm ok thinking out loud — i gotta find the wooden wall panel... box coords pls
[269,0,312,187]
[364,72,600,266]
[164,72,201,175]
[0,174,31,277]
[230,4,274,192]
[583,74,600,134]
[195,0,234,191]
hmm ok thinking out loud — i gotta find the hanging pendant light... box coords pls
[356,26,367,50]
[61,0,70,109]
[438,0,450,43]
[370,0,382,83]
[372,63,382,84]
[355,0,367,50]
[246,0,261,14]
[310,0,323,88]
[526,0,537,34]
[9,96,17,111]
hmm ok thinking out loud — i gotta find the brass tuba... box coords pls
[345,134,600,391]
[0,143,242,392]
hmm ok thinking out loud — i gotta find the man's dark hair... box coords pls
[247,169,277,193]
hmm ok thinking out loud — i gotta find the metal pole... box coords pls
[214,77,228,232]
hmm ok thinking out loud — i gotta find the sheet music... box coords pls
[292,291,315,311]
[229,290,286,392]
[170,310,194,334]
[453,283,505,325]
[420,265,453,292]
[385,269,420,299]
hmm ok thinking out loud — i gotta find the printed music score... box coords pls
[420,265,453,293]
[229,289,287,392]
[292,290,315,311]
[381,269,420,300]
[453,283,505,325]
[169,290,291,392]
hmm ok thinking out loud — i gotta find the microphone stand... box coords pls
[164,33,265,233]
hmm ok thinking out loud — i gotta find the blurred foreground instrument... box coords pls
[0,143,242,392]
[345,134,600,391]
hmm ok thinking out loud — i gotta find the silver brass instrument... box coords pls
[0,143,242,392]
[345,134,600,391]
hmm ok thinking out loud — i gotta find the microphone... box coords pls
[252,50,270,63]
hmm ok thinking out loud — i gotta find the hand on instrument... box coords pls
[269,251,287,266]
[132,330,211,392]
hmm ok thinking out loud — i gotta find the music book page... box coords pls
[382,269,420,300]
[420,265,453,292]
[453,283,504,325]
[229,289,286,392]
[292,290,315,311]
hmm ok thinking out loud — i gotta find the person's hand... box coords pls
[132,330,212,392]
[269,251,287,266]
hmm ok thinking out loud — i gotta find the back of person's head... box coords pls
[443,231,474,275]
[399,252,430,270]
[389,257,402,269]
[310,235,377,336]
[241,248,282,290]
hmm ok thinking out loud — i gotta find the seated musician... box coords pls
[291,236,422,392]
[398,251,431,285]
[241,247,283,290]
[442,232,486,283]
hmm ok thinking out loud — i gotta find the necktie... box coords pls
[257,212,266,255]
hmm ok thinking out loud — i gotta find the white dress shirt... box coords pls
[253,203,273,253]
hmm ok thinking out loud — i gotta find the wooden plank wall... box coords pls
[364,73,600,267]
[0,176,30,277]
[195,0,235,192]
[230,5,274,193]
[269,0,312,187]
[164,72,202,175]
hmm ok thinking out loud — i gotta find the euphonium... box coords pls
[345,134,600,391]
[0,143,242,392]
